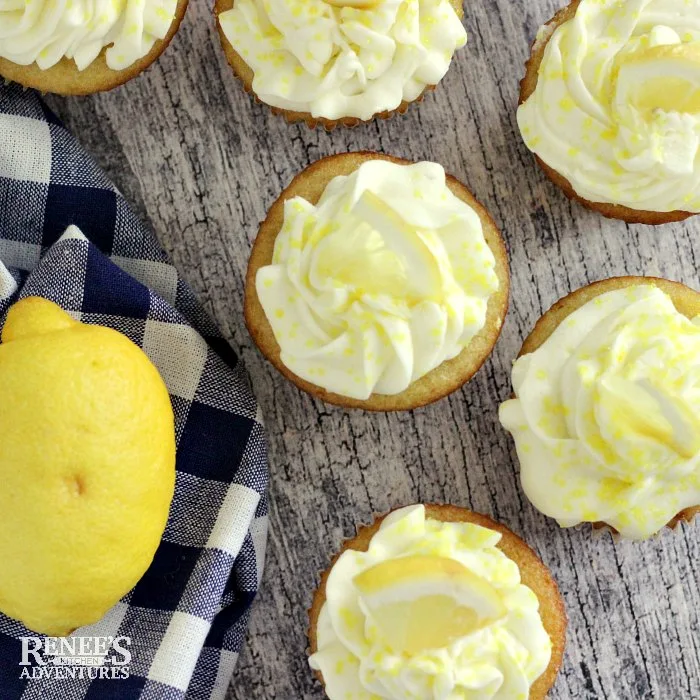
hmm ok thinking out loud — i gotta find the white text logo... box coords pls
[19,636,132,680]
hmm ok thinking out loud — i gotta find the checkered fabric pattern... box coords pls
[0,84,269,700]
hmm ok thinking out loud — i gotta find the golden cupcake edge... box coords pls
[518,0,693,225]
[0,0,189,96]
[244,151,510,411]
[307,504,567,699]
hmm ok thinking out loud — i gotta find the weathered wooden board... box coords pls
[45,1,700,698]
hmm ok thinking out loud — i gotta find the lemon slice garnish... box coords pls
[353,555,507,654]
[312,190,441,303]
[615,43,700,115]
[599,376,700,459]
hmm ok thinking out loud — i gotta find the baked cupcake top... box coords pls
[308,505,553,699]
[255,159,500,401]
[500,285,700,540]
[518,0,700,212]
[217,0,467,121]
[0,0,179,71]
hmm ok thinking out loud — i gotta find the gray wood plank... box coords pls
[44,1,700,697]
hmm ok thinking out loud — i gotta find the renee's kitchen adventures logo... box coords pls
[19,636,132,680]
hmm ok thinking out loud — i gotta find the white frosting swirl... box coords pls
[255,159,499,401]
[500,285,700,540]
[0,0,178,71]
[518,0,700,212]
[309,505,552,700]
[218,0,467,120]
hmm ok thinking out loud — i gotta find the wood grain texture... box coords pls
[43,1,700,698]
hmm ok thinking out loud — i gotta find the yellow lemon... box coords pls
[353,555,507,653]
[0,297,176,636]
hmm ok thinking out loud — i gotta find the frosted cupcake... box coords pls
[0,0,189,95]
[500,277,700,540]
[308,504,567,699]
[244,152,510,411]
[215,0,467,129]
[518,0,700,223]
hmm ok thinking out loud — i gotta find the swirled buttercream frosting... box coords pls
[309,505,552,700]
[518,0,700,212]
[255,159,499,400]
[500,284,700,539]
[218,0,467,120]
[0,0,178,71]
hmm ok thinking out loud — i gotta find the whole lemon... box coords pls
[0,297,176,636]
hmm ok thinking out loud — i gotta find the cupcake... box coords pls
[500,277,700,540]
[244,152,510,411]
[308,504,567,699]
[215,0,467,129]
[0,0,189,95]
[518,0,700,223]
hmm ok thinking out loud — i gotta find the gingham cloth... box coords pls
[0,83,269,699]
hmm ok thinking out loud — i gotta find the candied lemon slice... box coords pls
[312,191,441,303]
[353,555,507,654]
[615,44,700,115]
[599,376,700,459]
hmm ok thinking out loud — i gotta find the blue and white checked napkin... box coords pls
[0,83,268,700]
